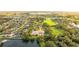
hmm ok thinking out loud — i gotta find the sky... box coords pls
[0,0,79,11]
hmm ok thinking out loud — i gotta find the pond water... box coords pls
[1,39,39,47]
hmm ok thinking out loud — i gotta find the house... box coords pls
[69,23,79,28]
[31,30,44,36]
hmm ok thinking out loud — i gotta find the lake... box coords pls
[1,39,39,47]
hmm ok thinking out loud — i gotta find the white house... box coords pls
[31,30,44,36]
[69,23,79,28]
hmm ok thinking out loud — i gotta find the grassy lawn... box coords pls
[43,18,57,26]
[50,27,64,36]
